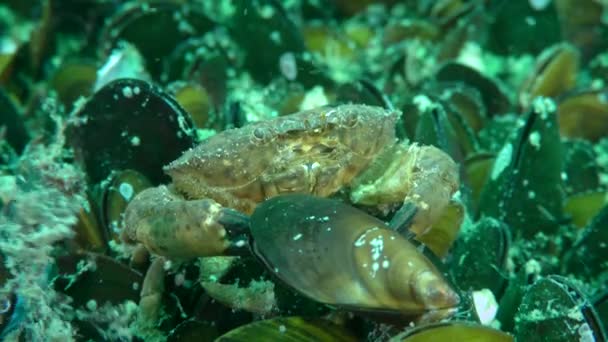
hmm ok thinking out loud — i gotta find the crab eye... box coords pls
[251,126,274,144]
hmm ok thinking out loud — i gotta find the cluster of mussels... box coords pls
[1,0,608,341]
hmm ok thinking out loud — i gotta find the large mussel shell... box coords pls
[99,2,214,79]
[478,98,564,238]
[215,316,357,342]
[514,275,606,341]
[447,217,510,296]
[435,62,511,117]
[68,78,196,185]
[563,204,608,282]
[390,321,513,342]
[249,194,459,319]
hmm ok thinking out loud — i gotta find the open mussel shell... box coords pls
[519,43,579,109]
[478,98,564,238]
[249,194,459,320]
[557,89,608,141]
[447,217,510,296]
[215,316,357,342]
[390,321,513,342]
[68,78,196,185]
[435,62,511,117]
[563,204,608,281]
[99,1,214,79]
[514,275,606,341]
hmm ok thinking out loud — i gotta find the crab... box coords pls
[123,104,461,323]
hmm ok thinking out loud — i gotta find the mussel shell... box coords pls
[168,82,214,129]
[478,98,564,238]
[53,252,143,308]
[69,78,196,185]
[416,200,464,259]
[514,275,606,341]
[215,316,357,342]
[557,89,608,141]
[563,204,608,281]
[519,43,579,109]
[99,2,214,79]
[463,152,495,209]
[447,217,510,296]
[226,0,330,87]
[72,191,107,252]
[390,321,513,342]
[435,62,510,117]
[249,194,456,317]
[102,169,152,241]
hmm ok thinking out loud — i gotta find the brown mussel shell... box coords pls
[249,194,459,320]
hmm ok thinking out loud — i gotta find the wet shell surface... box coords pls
[249,194,460,319]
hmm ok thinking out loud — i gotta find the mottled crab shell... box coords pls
[164,104,399,214]
[249,194,460,320]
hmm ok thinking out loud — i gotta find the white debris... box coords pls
[473,289,499,325]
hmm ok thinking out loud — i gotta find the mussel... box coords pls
[249,194,460,322]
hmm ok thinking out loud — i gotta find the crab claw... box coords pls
[124,185,250,259]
